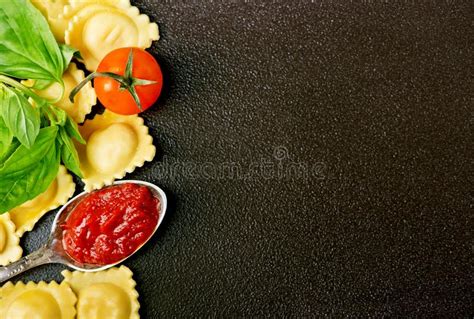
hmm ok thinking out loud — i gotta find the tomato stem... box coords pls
[133,78,158,86]
[125,48,134,80]
[69,72,128,102]
[128,86,142,111]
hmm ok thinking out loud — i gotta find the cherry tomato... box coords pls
[94,47,163,115]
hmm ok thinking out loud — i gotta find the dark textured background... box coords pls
[18,0,473,317]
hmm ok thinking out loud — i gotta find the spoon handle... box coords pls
[0,246,57,283]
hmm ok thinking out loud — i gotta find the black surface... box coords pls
[19,0,473,317]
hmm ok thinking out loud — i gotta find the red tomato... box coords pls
[94,47,163,115]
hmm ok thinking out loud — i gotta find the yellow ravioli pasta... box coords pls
[0,281,76,319]
[76,110,156,191]
[23,63,96,123]
[31,0,68,18]
[50,0,132,42]
[0,213,22,266]
[65,2,159,71]
[8,166,75,237]
[62,266,139,319]
[31,0,70,42]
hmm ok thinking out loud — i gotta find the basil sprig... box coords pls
[0,0,67,82]
[0,0,85,214]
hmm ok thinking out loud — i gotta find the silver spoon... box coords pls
[0,180,167,283]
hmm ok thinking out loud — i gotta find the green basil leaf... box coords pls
[59,128,83,178]
[0,116,13,155]
[0,137,59,214]
[59,44,77,69]
[64,116,86,144]
[0,126,57,176]
[0,86,40,148]
[0,0,64,82]
[47,105,67,126]
[0,138,19,165]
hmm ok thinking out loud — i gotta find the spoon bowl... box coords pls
[0,180,167,282]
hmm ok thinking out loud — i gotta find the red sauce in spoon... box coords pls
[62,183,159,265]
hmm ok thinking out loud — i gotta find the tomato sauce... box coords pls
[62,183,159,265]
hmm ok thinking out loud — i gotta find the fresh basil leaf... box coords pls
[0,126,57,176]
[59,44,77,69]
[0,138,59,214]
[0,116,12,155]
[0,86,40,148]
[47,105,67,126]
[56,108,67,126]
[0,138,19,165]
[0,0,64,82]
[59,128,83,178]
[64,116,86,144]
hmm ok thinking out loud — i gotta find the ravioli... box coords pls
[23,63,96,123]
[76,110,155,191]
[31,0,70,42]
[0,213,22,266]
[62,266,139,319]
[50,0,132,42]
[8,166,75,237]
[65,2,159,71]
[0,281,76,319]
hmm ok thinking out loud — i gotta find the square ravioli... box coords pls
[62,266,140,319]
[0,281,76,319]
[76,110,156,191]
[50,0,133,43]
[64,0,159,71]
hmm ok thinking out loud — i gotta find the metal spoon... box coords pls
[0,180,167,283]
